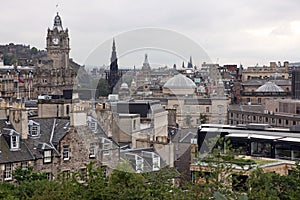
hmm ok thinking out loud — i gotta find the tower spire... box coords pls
[187,56,193,68]
[144,54,149,64]
[142,54,151,70]
[111,38,117,63]
[107,39,120,94]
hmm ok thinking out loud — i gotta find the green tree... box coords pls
[18,179,62,200]
[13,166,47,184]
[142,168,182,200]
[247,169,281,199]
[72,162,108,200]
[30,47,38,55]
[247,164,300,200]
[105,161,146,199]
[96,78,110,97]
[199,113,208,124]
[0,182,19,200]
[3,54,17,65]
[191,138,252,199]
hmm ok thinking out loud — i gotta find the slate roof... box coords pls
[0,120,31,163]
[171,128,197,144]
[172,128,197,161]
[229,104,265,113]
[25,118,70,159]
[150,103,165,114]
[0,117,71,164]
[0,119,13,130]
[0,138,34,164]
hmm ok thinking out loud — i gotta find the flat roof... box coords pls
[279,137,300,143]
[226,133,284,140]
[200,124,300,140]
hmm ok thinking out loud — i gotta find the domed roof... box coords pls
[163,74,196,89]
[256,81,284,92]
[120,82,129,89]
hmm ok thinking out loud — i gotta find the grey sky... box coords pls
[1,0,300,68]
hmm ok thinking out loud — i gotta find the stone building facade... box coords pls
[145,73,229,127]
[242,61,289,82]
[241,79,291,105]
[228,103,300,128]
[0,101,120,182]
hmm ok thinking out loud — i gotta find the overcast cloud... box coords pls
[1,0,300,68]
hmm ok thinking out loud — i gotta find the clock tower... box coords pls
[46,12,70,69]
[32,12,78,97]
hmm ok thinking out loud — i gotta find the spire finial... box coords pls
[56,3,59,15]
[112,38,116,50]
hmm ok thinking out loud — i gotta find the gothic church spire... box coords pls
[111,38,117,63]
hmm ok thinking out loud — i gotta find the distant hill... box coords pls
[289,62,300,67]
[0,43,92,84]
[0,43,46,66]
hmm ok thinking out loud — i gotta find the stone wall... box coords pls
[95,109,113,138]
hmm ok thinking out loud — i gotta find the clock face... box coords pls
[52,38,59,45]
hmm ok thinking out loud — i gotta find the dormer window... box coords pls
[28,120,40,137]
[87,116,97,132]
[141,151,160,171]
[103,143,110,156]
[31,126,39,136]
[9,132,20,151]
[90,122,96,131]
[11,135,19,149]
[100,137,113,157]
[43,150,52,163]
[40,143,53,164]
